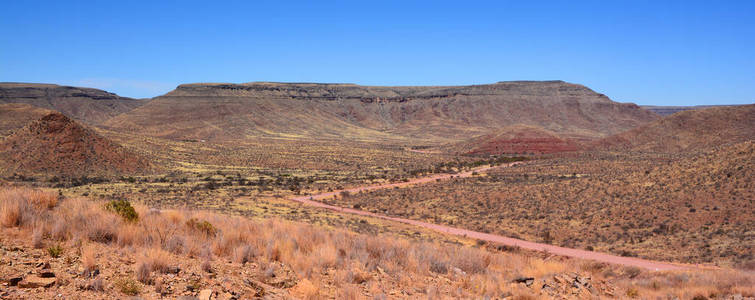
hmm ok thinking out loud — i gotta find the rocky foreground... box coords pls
[1,187,753,299]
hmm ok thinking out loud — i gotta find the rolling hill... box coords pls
[0,82,147,125]
[104,81,659,142]
[0,113,151,177]
[594,104,755,153]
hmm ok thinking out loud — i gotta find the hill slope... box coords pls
[0,83,147,125]
[104,81,659,142]
[0,113,151,176]
[0,103,55,136]
[595,104,755,153]
[444,124,582,155]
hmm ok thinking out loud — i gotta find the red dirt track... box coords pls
[288,162,693,271]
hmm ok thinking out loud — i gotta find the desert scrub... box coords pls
[47,244,63,258]
[115,277,141,296]
[186,218,217,237]
[105,199,138,222]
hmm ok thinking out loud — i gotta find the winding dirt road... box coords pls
[288,162,691,271]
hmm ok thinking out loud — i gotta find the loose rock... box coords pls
[198,288,212,300]
[18,275,56,288]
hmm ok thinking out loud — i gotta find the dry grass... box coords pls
[291,278,321,299]
[1,187,753,298]
[1,188,34,227]
[136,261,151,284]
[336,143,754,266]
[81,244,98,277]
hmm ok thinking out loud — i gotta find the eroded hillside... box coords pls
[104,81,658,142]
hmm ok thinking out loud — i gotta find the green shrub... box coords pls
[47,244,63,258]
[105,199,138,222]
[115,278,141,295]
[186,218,217,237]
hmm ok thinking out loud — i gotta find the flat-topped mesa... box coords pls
[0,83,147,125]
[0,83,124,100]
[165,80,611,103]
[105,80,657,141]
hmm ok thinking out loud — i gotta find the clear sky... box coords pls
[1,1,753,105]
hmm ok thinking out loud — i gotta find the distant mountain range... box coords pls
[640,104,746,116]
[1,81,751,164]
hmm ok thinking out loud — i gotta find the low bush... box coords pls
[115,277,141,296]
[105,199,138,222]
[47,244,63,258]
[186,218,217,237]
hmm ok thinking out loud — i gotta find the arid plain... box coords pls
[0,81,753,299]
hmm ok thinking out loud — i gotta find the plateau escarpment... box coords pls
[105,81,658,142]
[0,83,147,125]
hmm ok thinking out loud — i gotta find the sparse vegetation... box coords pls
[335,142,755,266]
[0,97,752,298]
[47,244,63,258]
[185,218,217,237]
[81,245,99,277]
[115,277,141,296]
[0,187,752,298]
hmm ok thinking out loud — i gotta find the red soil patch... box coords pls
[452,125,582,155]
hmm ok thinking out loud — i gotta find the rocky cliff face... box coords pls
[168,81,615,103]
[0,83,147,125]
[105,81,659,142]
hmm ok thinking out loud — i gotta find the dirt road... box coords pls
[289,162,691,271]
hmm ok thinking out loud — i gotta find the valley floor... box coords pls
[331,143,755,268]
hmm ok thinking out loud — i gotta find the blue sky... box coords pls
[1,1,753,105]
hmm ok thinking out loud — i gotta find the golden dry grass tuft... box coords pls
[0,188,58,227]
[81,244,99,277]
